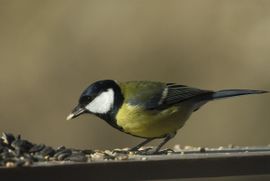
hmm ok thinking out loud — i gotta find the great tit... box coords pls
[67,80,268,153]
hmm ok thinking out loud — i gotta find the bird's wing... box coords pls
[121,81,166,108]
[121,81,213,110]
[153,83,213,110]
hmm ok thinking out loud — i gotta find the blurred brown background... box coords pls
[0,0,270,162]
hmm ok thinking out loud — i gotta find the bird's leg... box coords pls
[141,132,176,155]
[129,138,155,152]
[112,138,155,154]
[154,133,175,153]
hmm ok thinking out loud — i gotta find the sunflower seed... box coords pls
[11,138,33,153]
[65,152,87,162]
[1,132,15,145]
[29,144,45,153]
[54,149,72,161]
[40,146,55,157]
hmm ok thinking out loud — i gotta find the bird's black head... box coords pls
[67,80,124,121]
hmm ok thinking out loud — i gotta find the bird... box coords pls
[66,80,268,154]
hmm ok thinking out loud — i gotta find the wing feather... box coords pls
[121,81,213,110]
[147,83,213,110]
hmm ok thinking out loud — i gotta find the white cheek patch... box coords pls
[85,88,114,114]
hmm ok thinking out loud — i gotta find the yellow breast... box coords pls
[116,103,193,138]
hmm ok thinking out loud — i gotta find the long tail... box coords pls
[212,89,268,100]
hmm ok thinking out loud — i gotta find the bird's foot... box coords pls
[159,148,175,154]
[136,147,160,155]
[112,147,175,155]
[112,148,130,154]
[137,147,175,155]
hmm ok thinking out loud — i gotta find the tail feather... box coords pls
[212,89,268,100]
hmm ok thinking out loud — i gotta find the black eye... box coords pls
[79,96,92,105]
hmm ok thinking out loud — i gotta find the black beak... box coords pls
[66,105,86,120]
